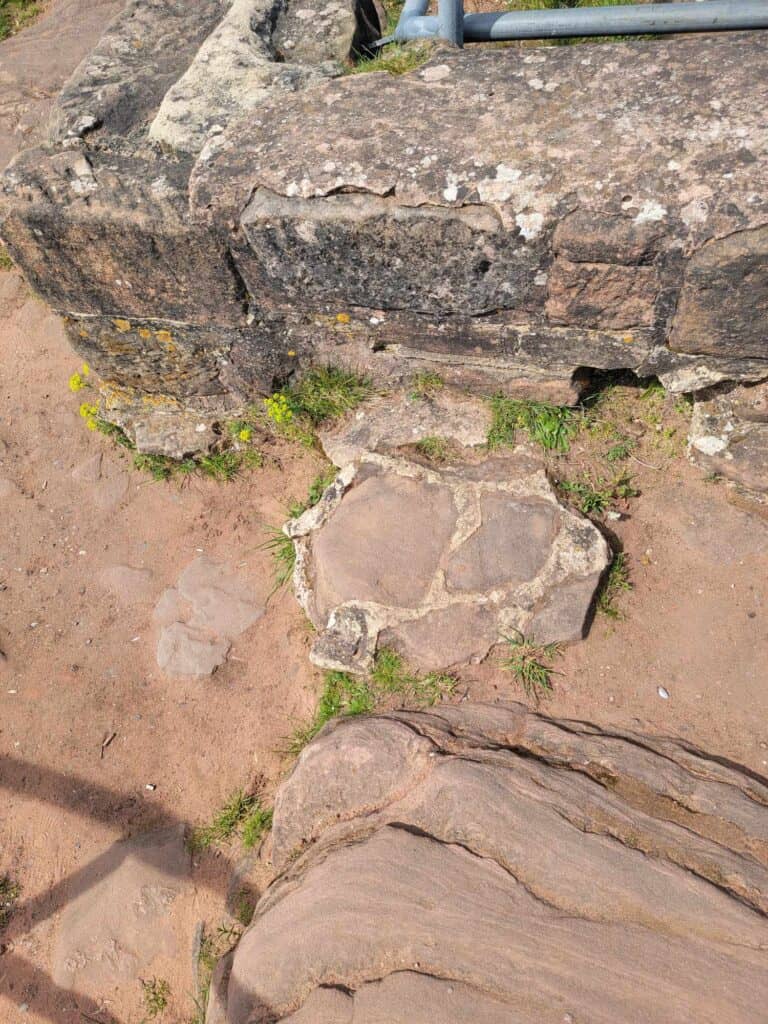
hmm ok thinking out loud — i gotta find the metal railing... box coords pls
[385,0,768,48]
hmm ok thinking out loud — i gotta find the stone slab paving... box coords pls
[288,420,610,672]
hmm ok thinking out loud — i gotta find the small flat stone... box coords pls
[156,621,230,677]
[380,603,499,671]
[177,556,264,637]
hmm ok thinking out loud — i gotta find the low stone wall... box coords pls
[1,1,767,448]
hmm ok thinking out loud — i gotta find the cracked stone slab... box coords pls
[288,447,609,673]
[154,556,264,677]
[214,704,768,1024]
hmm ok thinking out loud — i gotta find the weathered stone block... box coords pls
[671,226,768,360]
[1,149,245,322]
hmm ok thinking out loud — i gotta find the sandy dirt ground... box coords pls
[1,4,767,1024]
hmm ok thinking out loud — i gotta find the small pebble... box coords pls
[657,686,670,700]
[145,783,156,791]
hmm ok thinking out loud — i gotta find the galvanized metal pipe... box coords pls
[438,0,464,46]
[394,0,768,46]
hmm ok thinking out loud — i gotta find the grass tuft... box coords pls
[488,396,576,452]
[0,243,14,271]
[262,528,296,593]
[501,632,561,701]
[288,650,455,755]
[0,875,20,929]
[410,371,445,399]
[597,552,632,619]
[557,470,638,517]
[285,366,373,425]
[189,790,273,854]
[288,467,338,519]
[191,924,242,1024]
[140,977,170,1019]
[0,0,39,41]
[347,40,434,76]
[414,435,452,463]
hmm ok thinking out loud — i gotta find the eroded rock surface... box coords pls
[289,440,610,673]
[154,556,264,676]
[214,703,768,1023]
[689,379,768,516]
[2,24,768,446]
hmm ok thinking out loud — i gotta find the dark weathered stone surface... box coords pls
[289,446,610,673]
[214,704,768,1023]
[191,32,768,396]
[4,18,768,446]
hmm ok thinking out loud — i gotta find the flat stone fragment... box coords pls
[52,827,190,999]
[293,444,609,672]
[216,705,768,1024]
[154,556,264,677]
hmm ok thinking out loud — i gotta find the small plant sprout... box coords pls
[140,977,170,1018]
[288,466,337,519]
[558,471,639,517]
[189,790,273,853]
[597,552,633,620]
[501,631,562,701]
[488,396,576,453]
[0,875,20,929]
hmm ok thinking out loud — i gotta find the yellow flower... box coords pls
[86,416,98,431]
[79,402,98,419]
[336,312,351,324]
[287,350,296,357]
[68,372,85,392]
[238,427,252,442]
[264,393,294,425]
[81,363,90,377]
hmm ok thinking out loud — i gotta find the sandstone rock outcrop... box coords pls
[213,703,768,1024]
[1,17,767,451]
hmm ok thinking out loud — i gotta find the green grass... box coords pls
[241,805,274,849]
[263,528,296,592]
[488,396,576,453]
[288,650,455,755]
[288,467,338,519]
[140,977,170,1019]
[0,875,20,929]
[191,924,242,1024]
[605,436,637,463]
[597,551,632,619]
[0,243,13,271]
[347,40,434,76]
[410,371,445,399]
[189,790,273,853]
[501,632,561,701]
[0,0,39,41]
[284,366,373,425]
[557,470,638,517]
[414,435,452,463]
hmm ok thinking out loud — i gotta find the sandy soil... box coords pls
[0,3,766,1024]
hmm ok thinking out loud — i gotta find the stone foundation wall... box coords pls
[1,1,767,449]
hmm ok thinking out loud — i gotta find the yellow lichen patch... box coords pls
[78,329,88,338]
[622,333,634,344]
[287,350,296,357]
[113,318,132,333]
[335,313,351,324]
[154,329,173,344]
[140,392,179,408]
[138,328,151,340]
